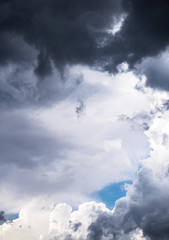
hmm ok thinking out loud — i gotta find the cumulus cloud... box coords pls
[88,164,169,240]
[87,100,169,240]
[0,200,147,240]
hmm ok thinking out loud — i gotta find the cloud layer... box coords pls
[0,0,169,77]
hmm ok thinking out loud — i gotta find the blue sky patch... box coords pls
[6,213,19,222]
[91,181,132,209]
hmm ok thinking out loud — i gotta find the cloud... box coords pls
[111,0,169,69]
[135,50,169,91]
[87,165,169,240]
[87,105,169,240]
[0,211,6,223]
[75,99,86,118]
[0,63,83,108]
[0,2,169,239]
[0,0,122,74]
[88,165,169,240]
[0,88,169,240]
[0,68,151,212]
[0,0,169,79]
[0,0,168,119]
[0,200,146,240]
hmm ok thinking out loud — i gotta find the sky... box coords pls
[0,0,169,239]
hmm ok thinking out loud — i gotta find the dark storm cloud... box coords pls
[0,211,6,223]
[0,0,122,75]
[135,51,169,91]
[145,64,169,91]
[0,32,36,65]
[87,166,169,240]
[110,0,169,69]
[0,0,169,77]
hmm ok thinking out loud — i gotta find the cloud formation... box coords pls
[0,0,168,115]
[88,165,169,240]
[0,0,169,77]
[0,0,122,74]
[0,2,169,239]
[136,50,169,91]
[1,69,169,240]
[88,104,169,240]
[0,69,151,212]
[0,200,146,240]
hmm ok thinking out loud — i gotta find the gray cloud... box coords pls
[0,0,168,112]
[0,62,84,108]
[0,211,6,223]
[0,0,122,74]
[0,1,169,236]
[70,222,82,232]
[0,110,77,200]
[75,99,86,118]
[136,51,169,91]
[0,0,169,79]
[1,158,169,239]
[114,0,169,70]
[118,113,151,131]
[0,69,151,211]
[88,165,169,240]
[0,111,71,169]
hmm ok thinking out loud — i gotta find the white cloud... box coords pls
[0,67,154,212]
[1,67,169,239]
[0,200,147,240]
[0,201,109,240]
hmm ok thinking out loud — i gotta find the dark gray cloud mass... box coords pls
[0,211,6,223]
[0,0,122,74]
[0,0,169,77]
[87,166,169,240]
[0,0,168,108]
[116,0,169,67]
[135,50,169,91]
